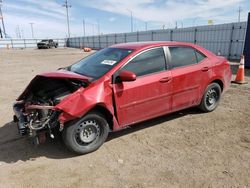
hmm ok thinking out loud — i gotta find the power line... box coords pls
[63,0,71,38]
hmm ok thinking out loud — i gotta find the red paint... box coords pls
[17,42,232,132]
[40,70,91,82]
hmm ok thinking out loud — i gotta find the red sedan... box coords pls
[13,41,232,154]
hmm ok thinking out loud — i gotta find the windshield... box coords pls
[41,40,48,42]
[70,48,133,78]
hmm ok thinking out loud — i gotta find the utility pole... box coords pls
[145,22,148,31]
[82,18,85,37]
[0,0,6,38]
[127,9,133,32]
[238,6,243,22]
[192,18,198,27]
[29,22,34,38]
[97,19,100,35]
[63,0,71,38]
[16,25,21,38]
[92,24,95,36]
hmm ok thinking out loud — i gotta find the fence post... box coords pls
[106,35,108,47]
[124,33,127,43]
[137,31,139,42]
[170,30,173,41]
[114,34,117,44]
[11,39,14,48]
[99,35,101,49]
[228,24,235,59]
[194,28,197,44]
[24,39,26,48]
[151,31,154,41]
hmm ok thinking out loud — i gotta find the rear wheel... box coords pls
[62,111,109,154]
[198,83,221,112]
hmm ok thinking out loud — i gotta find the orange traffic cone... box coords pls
[232,55,247,84]
[83,47,92,52]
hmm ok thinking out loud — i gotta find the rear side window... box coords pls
[169,47,197,68]
[195,50,206,62]
[122,47,166,77]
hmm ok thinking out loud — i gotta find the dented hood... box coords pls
[17,70,91,100]
[39,70,91,81]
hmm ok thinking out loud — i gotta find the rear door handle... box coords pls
[201,67,210,71]
[159,77,171,83]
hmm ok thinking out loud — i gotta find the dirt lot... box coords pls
[0,48,250,188]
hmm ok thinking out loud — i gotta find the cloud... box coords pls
[2,0,248,38]
[109,17,116,22]
[2,0,84,38]
[81,0,245,24]
[4,14,85,38]
[5,3,65,20]
[18,0,65,16]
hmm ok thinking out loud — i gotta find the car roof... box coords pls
[111,41,196,50]
[110,41,216,57]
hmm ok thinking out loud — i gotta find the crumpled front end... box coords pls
[13,71,90,145]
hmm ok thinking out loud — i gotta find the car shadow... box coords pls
[0,122,76,163]
[0,107,201,163]
[107,107,201,141]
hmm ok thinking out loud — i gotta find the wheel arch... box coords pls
[211,79,224,92]
[88,104,114,131]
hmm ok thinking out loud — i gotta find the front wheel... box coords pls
[62,112,109,154]
[198,83,221,112]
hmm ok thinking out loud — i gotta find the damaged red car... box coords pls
[13,41,232,154]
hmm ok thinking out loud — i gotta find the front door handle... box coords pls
[201,67,210,71]
[159,77,171,83]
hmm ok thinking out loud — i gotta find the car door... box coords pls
[167,46,211,112]
[113,47,172,127]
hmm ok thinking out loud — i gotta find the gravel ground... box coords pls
[0,48,250,188]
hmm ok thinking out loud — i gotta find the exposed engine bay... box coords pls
[13,75,88,145]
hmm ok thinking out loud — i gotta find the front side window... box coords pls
[169,47,198,68]
[121,47,166,77]
[70,48,133,78]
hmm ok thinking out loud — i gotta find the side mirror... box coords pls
[118,70,136,82]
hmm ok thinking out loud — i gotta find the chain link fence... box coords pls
[0,38,66,49]
[67,22,247,60]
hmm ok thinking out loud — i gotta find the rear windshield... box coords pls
[41,40,48,42]
[70,48,133,78]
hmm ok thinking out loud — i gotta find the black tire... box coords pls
[55,44,58,48]
[198,83,221,112]
[62,111,109,154]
